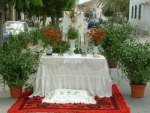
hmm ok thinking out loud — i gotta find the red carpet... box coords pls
[8,84,130,113]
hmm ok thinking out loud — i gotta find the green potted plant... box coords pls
[17,32,30,49]
[99,22,133,68]
[53,37,69,55]
[118,39,150,98]
[67,26,79,40]
[67,26,79,55]
[30,29,42,46]
[0,37,41,98]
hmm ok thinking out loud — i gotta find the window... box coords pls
[131,6,134,18]
[138,4,141,20]
[135,5,137,19]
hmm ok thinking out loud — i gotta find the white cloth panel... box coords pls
[29,54,112,98]
[42,89,96,104]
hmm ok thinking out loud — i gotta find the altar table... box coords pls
[30,54,112,97]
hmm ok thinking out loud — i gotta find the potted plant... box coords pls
[118,39,150,98]
[53,37,69,55]
[0,37,41,98]
[99,22,133,68]
[67,26,79,55]
[41,26,59,55]
[30,29,42,46]
[87,28,106,56]
[17,32,30,49]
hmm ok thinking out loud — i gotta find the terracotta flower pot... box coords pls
[130,84,146,98]
[9,86,22,98]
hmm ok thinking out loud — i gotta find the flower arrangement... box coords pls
[53,37,70,54]
[41,26,59,47]
[87,28,106,46]
[67,26,79,40]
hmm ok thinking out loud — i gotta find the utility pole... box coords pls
[0,0,4,46]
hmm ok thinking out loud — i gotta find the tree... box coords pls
[0,0,6,46]
[25,0,76,25]
[102,7,114,17]
[99,0,129,18]
[0,0,43,46]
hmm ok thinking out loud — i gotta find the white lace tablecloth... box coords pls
[30,54,112,98]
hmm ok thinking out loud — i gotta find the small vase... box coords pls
[93,46,98,53]
[46,45,53,55]
[93,46,99,57]
[69,39,76,55]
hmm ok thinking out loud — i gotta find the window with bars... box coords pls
[131,6,134,18]
[135,5,137,19]
[138,4,141,20]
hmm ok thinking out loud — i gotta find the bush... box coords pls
[0,36,41,87]
[99,22,134,61]
[118,39,150,85]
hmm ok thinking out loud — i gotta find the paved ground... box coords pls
[136,34,150,43]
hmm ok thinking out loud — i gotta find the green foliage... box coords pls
[16,32,30,48]
[29,28,43,45]
[108,16,126,24]
[102,7,114,17]
[118,39,150,85]
[67,27,79,40]
[99,0,129,18]
[53,38,70,54]
[25,83,33,92]
[99,22,134,60]
[0,35,41,87]
[9,0,43,12]
[25,0,76,24]
[74,48,82,54]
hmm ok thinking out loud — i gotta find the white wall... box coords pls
[95,4,102,18]
[129,0,150,35]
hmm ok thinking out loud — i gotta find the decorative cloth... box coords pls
[29,54,112,98]
[42,89,96,104]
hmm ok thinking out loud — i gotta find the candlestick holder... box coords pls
[81,43,87,57]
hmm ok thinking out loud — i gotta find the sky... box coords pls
[79,0,90,4]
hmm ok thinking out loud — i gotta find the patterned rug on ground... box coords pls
[8,84,130,113]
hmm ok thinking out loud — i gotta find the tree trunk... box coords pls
[56,16,59,24]
[42,15,46,26]
[8,3,15,21]
[51,15,55,25]
[0,1,4,46]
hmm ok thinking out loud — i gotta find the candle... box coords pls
[84,34,86,45]
[65,35,66,41]
[80,35,81,45]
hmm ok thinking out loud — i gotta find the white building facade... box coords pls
[129,0,150,36]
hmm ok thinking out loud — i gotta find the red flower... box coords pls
[87,29,106,46]
[41,26,59,46]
